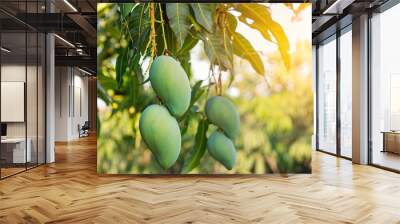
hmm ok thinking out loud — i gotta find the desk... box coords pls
[382,131,400,154]
[1,138,31,163]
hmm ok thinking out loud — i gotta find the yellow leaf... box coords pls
[231,32,264,75]
[235,3,290,69]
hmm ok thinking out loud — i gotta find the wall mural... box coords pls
[97,3,313,174]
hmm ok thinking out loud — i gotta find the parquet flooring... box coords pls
[0,167,26,178]
[0,135,400,223]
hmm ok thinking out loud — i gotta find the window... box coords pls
[339,27,352,158]
[371,3,400,171]
[317,36,337,154]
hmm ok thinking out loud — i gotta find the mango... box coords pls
[205,96,240,139]
[207,131,236,170]
[149,55,191,117]
[139,104,181,169]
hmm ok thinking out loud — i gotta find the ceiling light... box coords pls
[1,47,11,53]
[323,0,342,14]
[54,34,75,48]
[76,48,85,55]
[63,0,78,12]
[322,0,354,15]
[78,67,93,76]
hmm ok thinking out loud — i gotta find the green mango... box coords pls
[139,104,181,169]
[207,131,237,170]
[149,55,191,117]
[205,96,240,139]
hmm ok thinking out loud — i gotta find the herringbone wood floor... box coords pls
[0,136,400,224]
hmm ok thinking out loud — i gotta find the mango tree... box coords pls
[97,3,301,173]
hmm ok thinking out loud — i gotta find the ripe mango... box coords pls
[205,96,240,139]
[149,55,191,117]
[139,104,181,169]
[207,131,236,170]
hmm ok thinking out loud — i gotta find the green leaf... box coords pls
[115,48,129,88]
[181,119,209,173]
[98,74,117,91]
[97,82,112,105]
[179,53,193,79]
[180,115,191,136]
[96,113,100,138]
[166,3,191,48]
[234,3,290,68]
[177,30,199,56]
[155,16,179,55]
[129,52,143,83]
[190,80,205,105]
[129,57,142,105]
[164,20,179,55]
[225,12,237,33]
[201,30,232,70]
[190,3,215,33]
[231,32,264,75]
[119,3,135,18]
[125,4,150,54]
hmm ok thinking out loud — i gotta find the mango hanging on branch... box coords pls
[207,131,237,170]
[139,104,181,169]
[205,96,240,139]
[149,56,191,117]
[205,96,240,170]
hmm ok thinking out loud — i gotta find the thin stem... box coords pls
[218,69,222,96]
[188,15,202,32]
[136,4,148,49]
[144,35,151,56]
[121,17,134,51]
[150,3,157,58]
[210,65,218,94]
[158,3,168,54]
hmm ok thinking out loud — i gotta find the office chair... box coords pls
[79,121,90,138]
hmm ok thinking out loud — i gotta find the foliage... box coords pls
[97,3,312,174]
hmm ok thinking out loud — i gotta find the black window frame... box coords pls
[315,24,352,161]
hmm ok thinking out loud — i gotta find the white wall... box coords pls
[71,72,89,138]
[1,82,25,122]
[55,67,69,141]
[55,66,89,141]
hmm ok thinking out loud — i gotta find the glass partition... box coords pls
[317,35,337,154]
[339,27,352,158]
[0,0,46,179]
[27,30,38,169]
[0,31,28,177]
